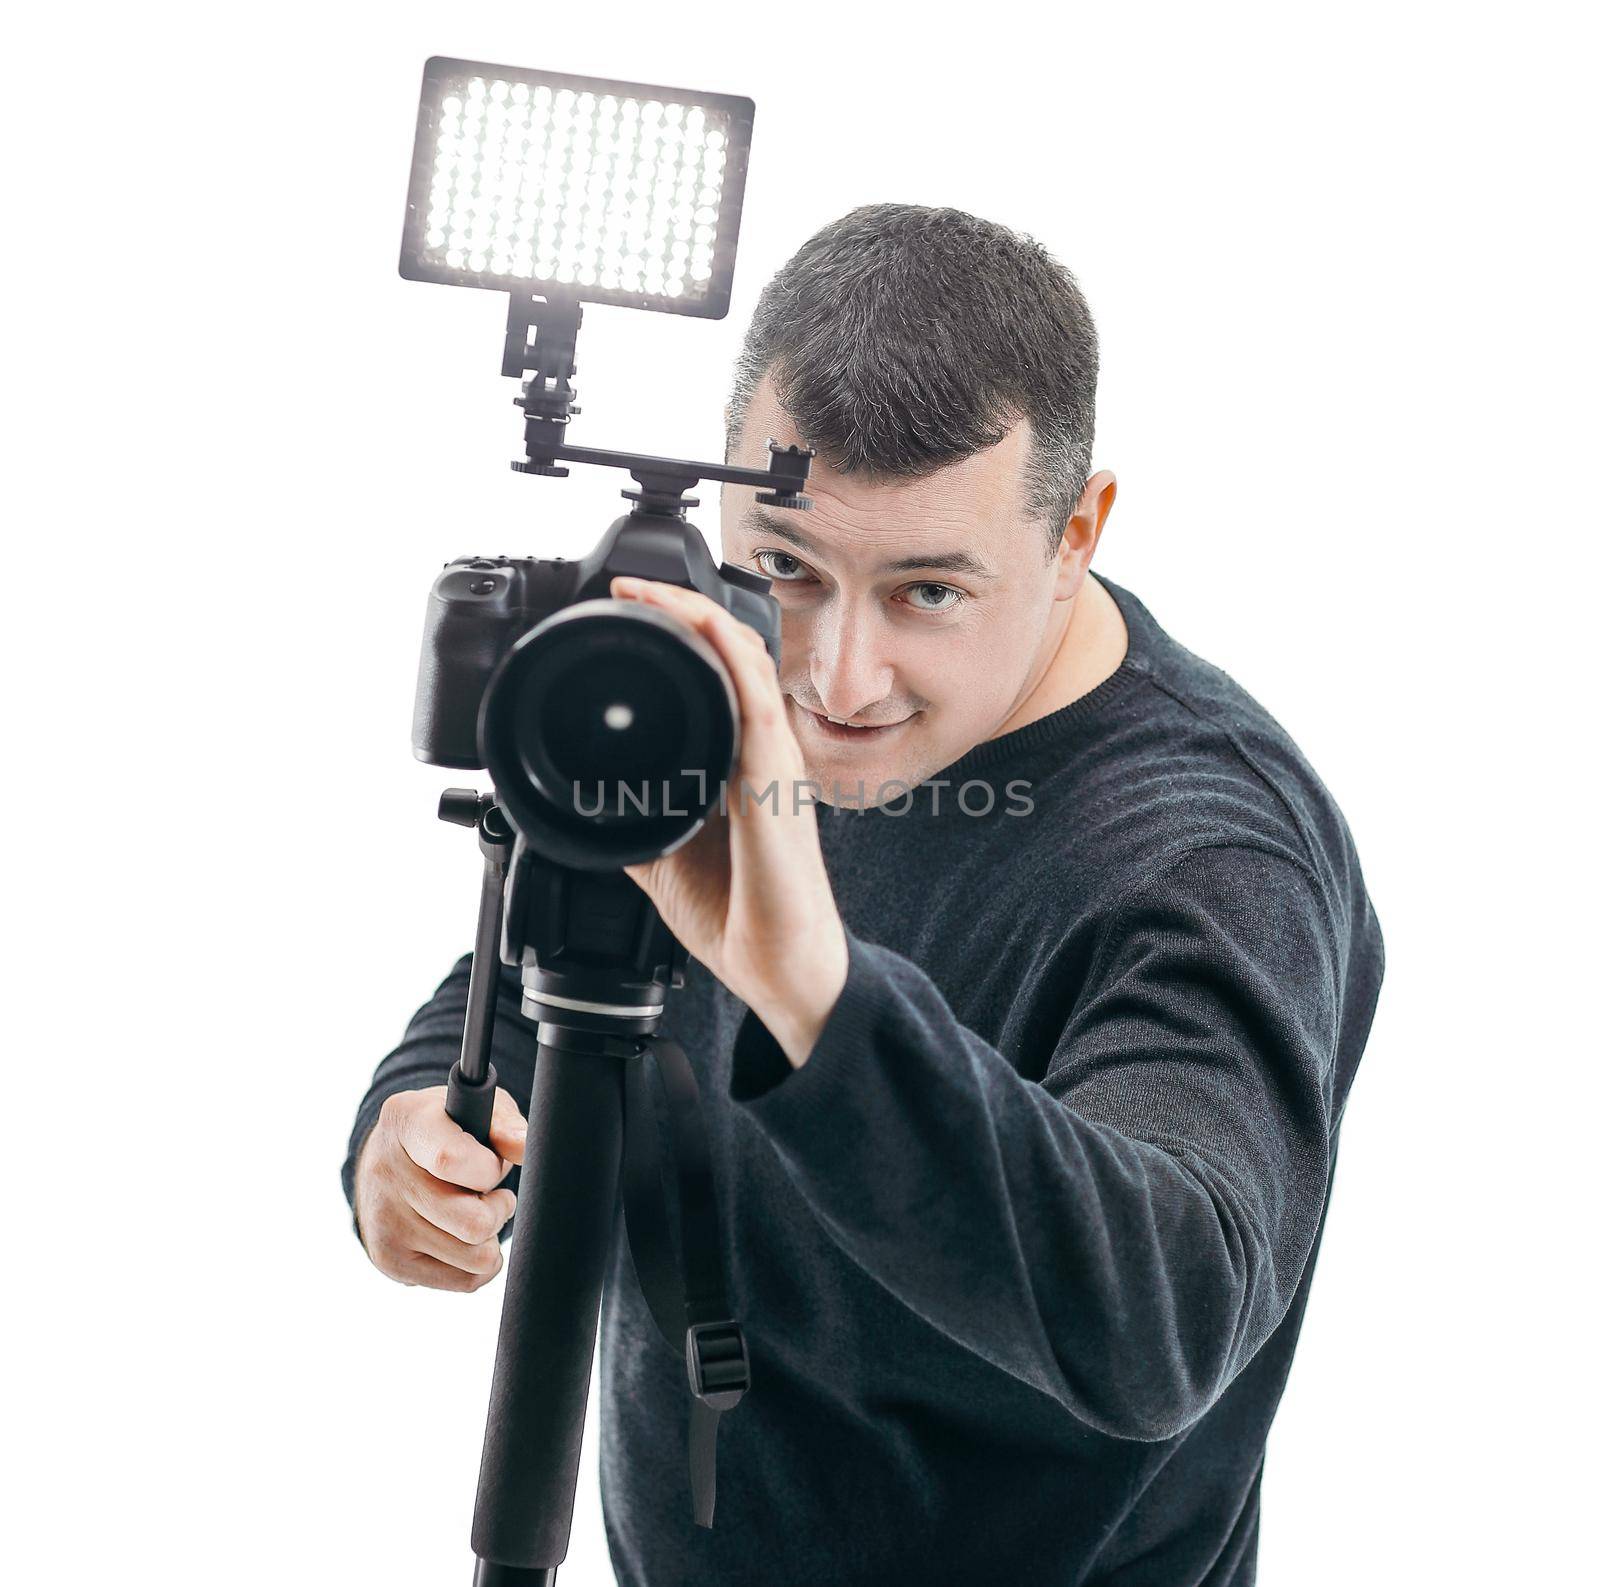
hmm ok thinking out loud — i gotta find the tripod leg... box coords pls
[468,1030,624,1580]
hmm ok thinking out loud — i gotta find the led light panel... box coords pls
[399,57,755,318]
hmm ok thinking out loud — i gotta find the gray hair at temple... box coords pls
[724,202,1099,559]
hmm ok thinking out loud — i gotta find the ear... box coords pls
[1051,470,1117,598]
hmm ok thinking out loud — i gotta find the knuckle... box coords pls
[465,1240,501,1275]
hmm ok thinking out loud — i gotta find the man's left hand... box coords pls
[607,575,848,1067]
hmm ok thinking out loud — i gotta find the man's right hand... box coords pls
[352,1084,527,1292]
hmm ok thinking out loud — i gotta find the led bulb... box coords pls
[406,61,749,313]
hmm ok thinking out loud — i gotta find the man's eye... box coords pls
[900,583,968,613]
[752,550,813,583]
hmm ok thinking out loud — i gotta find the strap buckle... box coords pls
[686,1320,751,1408]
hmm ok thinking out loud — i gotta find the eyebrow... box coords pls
[735,506,1000,581]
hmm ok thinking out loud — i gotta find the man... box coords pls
[343,203,1385,1586]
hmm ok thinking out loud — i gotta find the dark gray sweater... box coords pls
[341,572,1385,1587]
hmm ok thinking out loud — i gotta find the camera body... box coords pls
[413,505,780,870]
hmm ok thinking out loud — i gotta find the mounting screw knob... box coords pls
[438,788,486,827]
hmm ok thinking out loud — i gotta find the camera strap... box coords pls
[622,1036,751,1529]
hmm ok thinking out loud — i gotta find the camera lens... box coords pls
[535,652,691,796]
[479,598,739,868]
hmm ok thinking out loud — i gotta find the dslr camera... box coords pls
[412,502,784,871]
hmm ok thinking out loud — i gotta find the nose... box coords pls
[804,599,895,722]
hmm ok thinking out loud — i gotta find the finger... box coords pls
[402,1206,506,1277]
[609,573,717,613]
[398,1164,518,1246]
[397,1101,510,1192]
[391,1250,493,1294]
[488,1086,527,1167]
[609,577,772,669]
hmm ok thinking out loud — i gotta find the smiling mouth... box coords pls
[792,701,914,736]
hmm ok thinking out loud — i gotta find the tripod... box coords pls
[436,789,751,1586]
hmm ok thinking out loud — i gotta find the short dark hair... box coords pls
[725,203,1099,557]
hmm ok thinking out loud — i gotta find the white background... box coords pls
[7,2,1595,1581]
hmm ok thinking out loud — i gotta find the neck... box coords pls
[991,572,1129,739]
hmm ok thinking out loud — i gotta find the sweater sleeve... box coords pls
[339,952,542,1245]
[727,842,1340,1442]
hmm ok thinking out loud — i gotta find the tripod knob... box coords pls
[439,787,489,827]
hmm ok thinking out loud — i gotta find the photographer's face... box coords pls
[721,373,1113,806]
